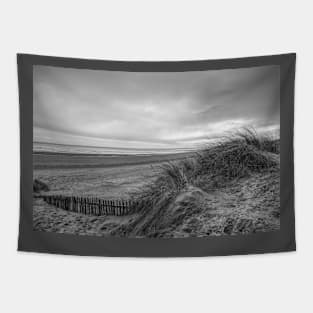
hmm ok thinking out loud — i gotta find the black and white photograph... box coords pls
[3,0,309,311]
[32,64,280,238]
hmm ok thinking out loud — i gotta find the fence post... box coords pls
[122,201,125,215]
[118,200,122,216]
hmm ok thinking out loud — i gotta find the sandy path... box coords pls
[168,170,280,237]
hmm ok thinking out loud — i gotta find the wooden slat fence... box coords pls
[41,195,138,216]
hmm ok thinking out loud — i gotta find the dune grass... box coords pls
[131,128,278,208]
[112,128,280,237]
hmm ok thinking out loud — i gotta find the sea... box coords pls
[33,142,196,155]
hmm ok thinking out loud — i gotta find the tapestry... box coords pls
[17,53,296,257]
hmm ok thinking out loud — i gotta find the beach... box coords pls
[33,151,194,198]
[33,134,280,237]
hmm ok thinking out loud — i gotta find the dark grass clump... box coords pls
[33,179,49,193]
[195,144,277,189]
[193,128,279,189]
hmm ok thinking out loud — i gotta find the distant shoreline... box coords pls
[33,141,198,156]
[33,150,192,157]
[33,150,196,170]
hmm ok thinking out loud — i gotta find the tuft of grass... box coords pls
[129,159,197,212]
[33,179,49,193]
[234,127,279,154]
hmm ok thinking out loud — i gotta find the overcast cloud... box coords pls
[33,65,279,152]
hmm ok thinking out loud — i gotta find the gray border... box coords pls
[17,53,296,257]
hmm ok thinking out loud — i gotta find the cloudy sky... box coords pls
[33,64,279,152]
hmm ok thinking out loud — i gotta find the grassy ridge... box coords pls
[111,128,280,237]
